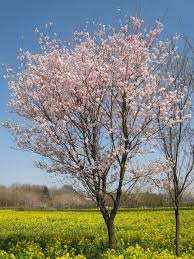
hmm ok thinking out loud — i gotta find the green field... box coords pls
[0,210,193,258]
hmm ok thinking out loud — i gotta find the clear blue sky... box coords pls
[0,0,194,186]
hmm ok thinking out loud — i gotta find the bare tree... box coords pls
[5,18,182,248]
[156,38,194,256]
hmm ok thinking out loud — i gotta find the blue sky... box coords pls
[0,0,194,186]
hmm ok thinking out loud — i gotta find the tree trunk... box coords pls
[175,207,180,257]
[106,219,116,249]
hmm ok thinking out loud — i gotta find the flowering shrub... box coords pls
[0,210,193,258]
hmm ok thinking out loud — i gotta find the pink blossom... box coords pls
[130,16,142,30]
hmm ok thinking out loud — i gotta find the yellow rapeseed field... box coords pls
[0,209,193,258]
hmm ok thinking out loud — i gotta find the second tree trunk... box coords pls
[175,207,180,257]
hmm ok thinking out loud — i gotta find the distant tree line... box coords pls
[119,191,194,208]
[0,184,92,209]
[0,184,193,209]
